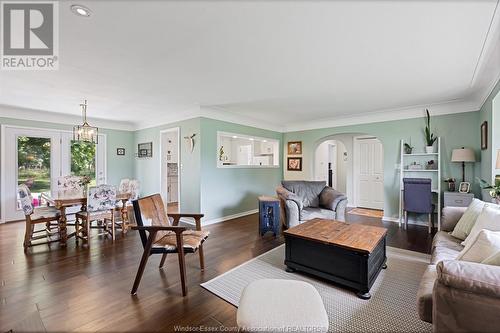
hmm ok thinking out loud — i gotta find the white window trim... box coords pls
[216,131,280,169]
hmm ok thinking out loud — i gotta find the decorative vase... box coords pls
[425,146,435,154]
[447,182,456,192]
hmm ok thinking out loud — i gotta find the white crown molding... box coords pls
[0,104,136,131]
[283,99,480,132]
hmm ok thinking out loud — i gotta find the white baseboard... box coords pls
[382,216,430,227]
[180,209,259,226]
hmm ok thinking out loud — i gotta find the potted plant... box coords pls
[478,178,500,204]
[404,142,414,154]
[424,109,437,153]
[444,177,456,192]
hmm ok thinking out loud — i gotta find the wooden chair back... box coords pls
[132,194,170,248]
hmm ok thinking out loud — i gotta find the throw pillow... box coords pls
[451,199,486,240]
[457,229,500,263]
[462,205,500,247]
[482,250,500,266]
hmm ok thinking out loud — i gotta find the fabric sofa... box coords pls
[276,180,347,228]
[417,206,500,332]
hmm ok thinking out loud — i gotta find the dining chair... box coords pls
[115,179,141,235]
[18,184,61,250]
[129,193,208,296]
[75,185,117,246]
[118,178,130,193]
[57,175,84,191]
[403,178,434,233]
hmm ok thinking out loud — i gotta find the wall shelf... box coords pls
[399,138,441,231]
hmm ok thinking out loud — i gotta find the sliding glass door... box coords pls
[1,126,106,222]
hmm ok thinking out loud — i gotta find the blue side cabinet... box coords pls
[258,196,280,237]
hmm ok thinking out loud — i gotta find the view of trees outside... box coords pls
[71,141,97,186]
[17,137,97,195]
[17,136,51,193]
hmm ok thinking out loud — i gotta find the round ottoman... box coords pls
[236,279,329,332]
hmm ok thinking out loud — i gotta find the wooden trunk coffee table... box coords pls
[284,218,387,299]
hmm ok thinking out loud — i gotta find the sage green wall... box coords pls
[133,118,201,213]
[0,117,135,185]
[199,117,283,221]
[479,78,500,184]
[283,111,481,220]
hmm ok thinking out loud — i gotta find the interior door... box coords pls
[1,127,61,222]
[356,138,384,210]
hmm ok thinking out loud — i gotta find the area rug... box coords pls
[201,245,432,332]
[347,207,384,218]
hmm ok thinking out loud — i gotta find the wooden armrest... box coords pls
[131,225,187,233]
[168,213,204,219]
[168,213,204,229]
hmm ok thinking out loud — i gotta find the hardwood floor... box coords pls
[0,212,433,332]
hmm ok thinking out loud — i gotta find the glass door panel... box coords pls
[17,136,52,209]
[70,140,97,186]
[1,127,61,222]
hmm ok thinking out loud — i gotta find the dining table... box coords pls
[41,190,131,246]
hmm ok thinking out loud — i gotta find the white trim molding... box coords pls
[181,209,259,227]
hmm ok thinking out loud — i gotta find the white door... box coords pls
[356,138,384,210]
[1,127,62,222]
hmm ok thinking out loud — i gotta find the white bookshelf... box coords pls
[398,137,441,231]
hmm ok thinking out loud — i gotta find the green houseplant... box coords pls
[424,109,437,153]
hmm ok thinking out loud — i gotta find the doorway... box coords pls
[314,140,347,193]
[160,128,180,213]
[1,125,106,222]
[354,136,384,210]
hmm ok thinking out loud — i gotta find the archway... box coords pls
[313,134,384,212]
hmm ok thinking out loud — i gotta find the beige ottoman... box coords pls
[236,279,329,332]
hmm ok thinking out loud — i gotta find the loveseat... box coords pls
[276,180,347,228]
[417,206,500,332]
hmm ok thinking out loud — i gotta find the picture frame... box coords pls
[116,148,125,156]
[481,121,488,150]
[459,182,470,194]
[287,141,302,155]
[137,142,153,158]
[287,157,302,171]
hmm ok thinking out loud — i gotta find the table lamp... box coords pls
[451,147,476,182]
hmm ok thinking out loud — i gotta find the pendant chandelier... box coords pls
[73,99,98,144]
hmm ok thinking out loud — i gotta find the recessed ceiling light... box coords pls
[232,136,237,139]
[71,4,92,17]
[249,138,254,141]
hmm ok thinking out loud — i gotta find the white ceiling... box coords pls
[1,0,499,132]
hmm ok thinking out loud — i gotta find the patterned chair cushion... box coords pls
[18,184,34,216]
[153,230,210,251]
[31,207,61,220]
[129,179,140,201]
[118,178,130,193]
[87,185,117,212]
[57,176,84,191]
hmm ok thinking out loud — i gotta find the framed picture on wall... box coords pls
[287,157,302,171]
[116,148,125,156]
[287,141,302,155]
[481,121,488,150]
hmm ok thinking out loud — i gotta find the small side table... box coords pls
[443,191,474,207]
[258,196,280,237]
